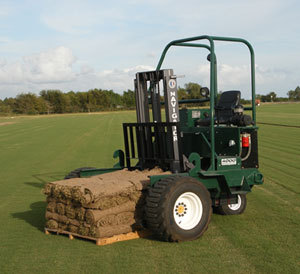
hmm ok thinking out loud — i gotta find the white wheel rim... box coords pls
[173,192,203,230]
[228,195,242,211]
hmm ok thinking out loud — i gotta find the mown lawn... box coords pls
[0,104,299,273]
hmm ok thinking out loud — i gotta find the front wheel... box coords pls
[145,176,212,242]
[217,194,247,215]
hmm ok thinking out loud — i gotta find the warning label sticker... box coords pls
[221,158,237,166]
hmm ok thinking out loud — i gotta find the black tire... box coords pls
[145,176,212,242]
[64,167,96,179]
[216,194,247,215]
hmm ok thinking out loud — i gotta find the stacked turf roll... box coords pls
[44,168,169,239]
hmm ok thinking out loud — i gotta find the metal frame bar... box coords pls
[156,35,257,171]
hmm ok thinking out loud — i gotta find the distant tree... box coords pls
[240,98,251,105]
[40,90,69,113]
[122,90,135,109]
[287,86,300,101]
[76,91,89,112]
[269,92,277,102]
[3,97,17,113]
[87,89,110,111]
[177,87,188,100]
[36,97,49,114]
[276,97,289,102]
[0,99,12,113]
[260,92,277,102]
[184,82,202,99]
[66,91,81,113]
[5,80,294,116]
[0,104,12,113]
[15,93,48,114]
[108,90,122,109]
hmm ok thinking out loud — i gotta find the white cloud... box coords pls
[256,66,288,85]
[23,47,76,83]
[123,65,154,74]
[196,63,291,97]
[0,46,155,98]
[1,0,299,98]
[0,46,76,85]
[84,65,155,91]
[197,64,249,87]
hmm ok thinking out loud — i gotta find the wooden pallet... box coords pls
[45,228,152,246]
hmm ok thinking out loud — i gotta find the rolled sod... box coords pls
[44,168,170,239]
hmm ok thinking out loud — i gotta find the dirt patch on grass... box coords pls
[0,122,16,126]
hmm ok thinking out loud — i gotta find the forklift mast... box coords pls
[123,69,183,173]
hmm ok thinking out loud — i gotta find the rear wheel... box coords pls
[217,194,247,215]
[64,167,96,179]
[145,176,212,242]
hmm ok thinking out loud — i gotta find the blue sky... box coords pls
[0,0,299,99]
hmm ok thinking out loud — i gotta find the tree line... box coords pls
[0,89,135,115]
[0,84,299,115]
[256,86,300,102]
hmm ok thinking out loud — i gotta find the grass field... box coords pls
[0,103,300,273]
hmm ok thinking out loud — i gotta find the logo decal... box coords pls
[168,90,178,142]
[168,79,176,89]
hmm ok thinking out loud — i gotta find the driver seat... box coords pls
[195,90,241,126]
[215,90,241,124]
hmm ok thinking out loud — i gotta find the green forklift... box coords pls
[70,35,264,242]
